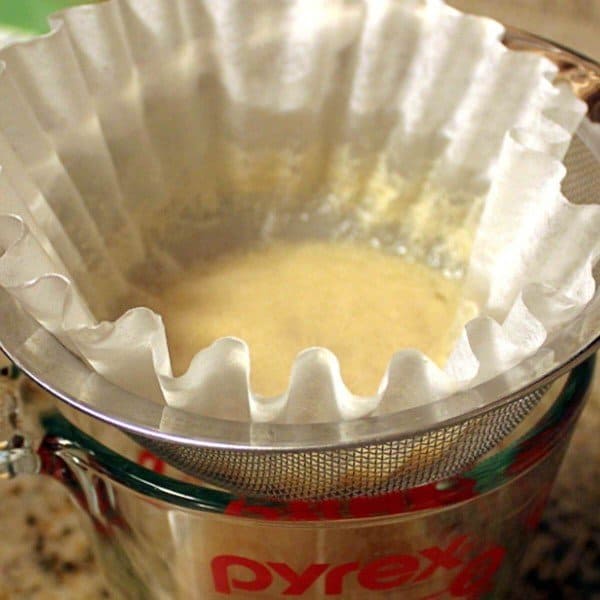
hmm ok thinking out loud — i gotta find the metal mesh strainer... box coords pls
[0,29,598,501]
[135,386,548,500]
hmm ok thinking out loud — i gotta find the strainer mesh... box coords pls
[563,132,600,205]
[133,386,547,500]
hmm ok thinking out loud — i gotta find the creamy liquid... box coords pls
[153,241,467,396]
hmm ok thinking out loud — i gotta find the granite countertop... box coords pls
[0,2,599,599]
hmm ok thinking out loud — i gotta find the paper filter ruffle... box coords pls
[0,0,598,423]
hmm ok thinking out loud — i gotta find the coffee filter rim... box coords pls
[0,0,598,425]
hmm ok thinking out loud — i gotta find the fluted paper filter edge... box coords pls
[0,0,598,424]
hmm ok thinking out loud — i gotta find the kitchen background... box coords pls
[0,1,598,598]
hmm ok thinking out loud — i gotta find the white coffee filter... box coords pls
[0,0,598,424]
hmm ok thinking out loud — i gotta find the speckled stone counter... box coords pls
[0,475,110,600]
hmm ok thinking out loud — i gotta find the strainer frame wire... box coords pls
[0,28,598,458]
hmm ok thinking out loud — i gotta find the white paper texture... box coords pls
[0,0,598,423]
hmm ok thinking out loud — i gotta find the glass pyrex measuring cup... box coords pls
[0,358,594,599]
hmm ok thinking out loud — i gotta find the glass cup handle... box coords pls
[0,373,40,478]
[0,365,127,530]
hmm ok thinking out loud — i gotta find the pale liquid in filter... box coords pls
[153,240,468,396]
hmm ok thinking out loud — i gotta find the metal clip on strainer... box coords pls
[0,30,599,501]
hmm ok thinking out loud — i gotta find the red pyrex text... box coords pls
[211,535,505,597]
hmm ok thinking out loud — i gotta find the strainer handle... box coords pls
[0,367,40,478]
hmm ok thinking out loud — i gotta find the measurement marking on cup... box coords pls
[210,535,506,596]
